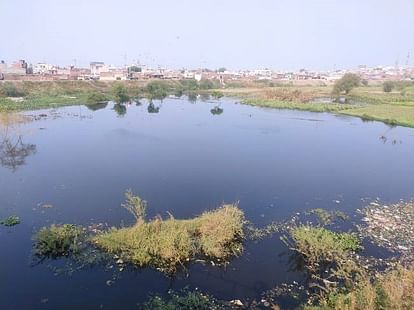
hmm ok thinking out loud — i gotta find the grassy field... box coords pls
[225,84,414,128]
[2,80,414,127]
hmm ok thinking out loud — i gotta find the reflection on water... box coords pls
[85,102,108,111]
[0,113,36,171]
[147,101,161,113]
[113,103,127,117]
[210,106,224,115]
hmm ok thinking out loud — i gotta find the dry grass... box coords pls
[308,265,414,310]
[94,194,244,272]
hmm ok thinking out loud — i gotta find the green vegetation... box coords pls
[142,289,232,310]
[283,225,363,300]
[111,83,130,103]
[309,209,348,225]
[383,81,395,93]
[244,99,356,113]
[94,191,244,272]
[0,215,20,226]
[287,226,362,268]
[0,82,26,97]
[332,73,361,95]
[145,81,170,100]
[304,265,414,310]
[34,224,84,259]
[211,90,224,99]
[86,91,108,104]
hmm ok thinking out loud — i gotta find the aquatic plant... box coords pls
[94,192,244,273]
[142,288,233,309]
[34,224,84,259]
[0,215,20,226]
[309,208,348,225]
[283,225,363,299]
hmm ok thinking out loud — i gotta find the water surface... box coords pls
[1,97,414,309]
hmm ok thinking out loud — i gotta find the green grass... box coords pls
[341,104,414,127]
[288,226,362,265]
[94,192,244,272]
[0,215,20,226]
[142,289,232,309]
[243,98,356,113]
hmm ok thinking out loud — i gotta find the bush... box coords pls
[111,83,130,103]
[0,82,25,97]
[145,81,169,100]
[86,91,108,104]
[383,81,394,93]
[199,79,220,90]
[332,73,361,95]
[34,224,84,259]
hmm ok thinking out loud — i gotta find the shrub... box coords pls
[145,81,169,99]
[211,90,224,99]
[111,83,130,103]
[86,91,108,104]
[34,224,84,259]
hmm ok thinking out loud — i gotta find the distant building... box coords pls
[0,60,28,75]
[90,62,106,77]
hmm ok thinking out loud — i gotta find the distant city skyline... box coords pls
[2,0,414,70]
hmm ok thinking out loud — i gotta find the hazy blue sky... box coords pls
[2,0,414,70]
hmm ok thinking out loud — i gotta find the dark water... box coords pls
[1,97,414,309]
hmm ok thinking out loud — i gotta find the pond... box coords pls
[1,97,414,309]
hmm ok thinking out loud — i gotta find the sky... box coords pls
[1,0,414,70]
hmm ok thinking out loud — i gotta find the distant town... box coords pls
[1,59,414,84]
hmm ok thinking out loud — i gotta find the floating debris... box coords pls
[358,200,414,258]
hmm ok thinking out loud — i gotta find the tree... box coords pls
[332,73,361,95]
[383,81,395,93]
[111,83,130,103]
[217,67,226,73]
[361,79,369,86]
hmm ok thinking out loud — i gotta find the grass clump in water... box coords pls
[304,265,414,310]
[0,215,20,226]
[94,191,244,272]
[283,225,363,299]
[309,209,349,225]
[286,226,362,270]
[142,288,233,309]
[34,224,84,259]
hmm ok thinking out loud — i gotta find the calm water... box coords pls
[1,97,414,309]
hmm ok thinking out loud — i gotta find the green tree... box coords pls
[383,81,395,93]
[111,83,130,103]
[332,73,361,95]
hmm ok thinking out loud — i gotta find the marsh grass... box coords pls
[305,265,414,310]
[283,225,363,299]
[142,288,233,310]
[33,224,85,259]
[94,193,244,272]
